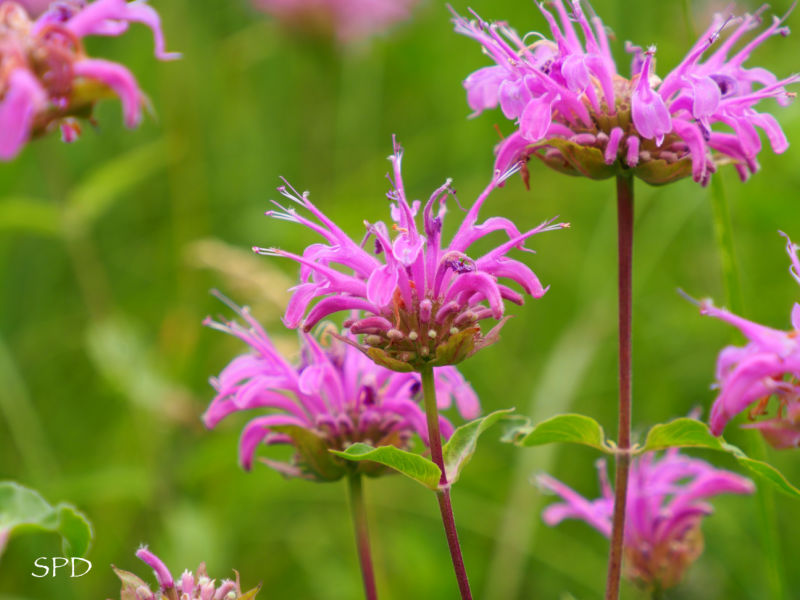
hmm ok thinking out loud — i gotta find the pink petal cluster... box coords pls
[455,1,797,186]
[204,295,479,478]
[700,233,800,447]
[112,546,258,600]
[0,0,178,160]
[252,0,420,43]
[539,449,754,590]
[256,140,567,371]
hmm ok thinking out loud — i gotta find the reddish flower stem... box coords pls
[348,473,379,600]
[420,365,473,600]
[605,173,634,600]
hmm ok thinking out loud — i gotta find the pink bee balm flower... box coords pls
[110,546,260,600]
[255,139,567,372]
[539,449,754,591]
[699,233,800,447]
[0,0,179,160]
[454,1,797,186]
[252,0,420,43]
[204,295,479,480]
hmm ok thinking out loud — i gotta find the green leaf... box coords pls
[0,482,93,557]
[330,444,441,491]
[639,419,800,499]
[516,413,611,452]
[640,417,726,452]
[721,443,800,499]
[0,197,61,237]
[443,409,515,484]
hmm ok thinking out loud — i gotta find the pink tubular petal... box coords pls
[464,65,506,116]
[631,51,672,143]
[443,272,504,319]
[65,0,180,60]
[604,127,624,164]
[780,231,800,286]
[72,58,144,127]
[136,547,174,590]
[239,415,305,471]
[0,69,47,160]
[625,135,640,167]
[366,264,399,306]
[519,94,557,142]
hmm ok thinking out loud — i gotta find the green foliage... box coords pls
[330,444,441,491]
[442,409,516,484]
[508,413,612,453]
[642,419,800,498]
[0,481,92,557]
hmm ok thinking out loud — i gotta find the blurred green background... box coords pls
[1,0,799,598]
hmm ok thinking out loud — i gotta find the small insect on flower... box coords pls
[698,232,800,448]
[110,546,260,600]
[454,1,797,186]
[538,448,754,591]
[255,138,567,372]
[204,293,479,481]
[0,0,179,160]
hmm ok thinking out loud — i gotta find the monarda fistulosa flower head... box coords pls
[0,0,179,160]
[454,1,797,187]
[538,448,754,591]
[699,232,800,448]
[110,546,260,600]
[256,139,567,372]
[204,295,479,481]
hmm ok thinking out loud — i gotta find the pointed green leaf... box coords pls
[640,417,726,452]
[0,481,93,557]
[516,413,610,452]
[330,444,441,491]
[443,409,515,484]
[238,585,262,599]
[721,443,800,499]
[638,419,800,499]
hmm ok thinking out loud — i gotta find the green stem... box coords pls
[605,174,634,600]
[420,365,473,600]
[709,176,785,599]
[347,473,378,600]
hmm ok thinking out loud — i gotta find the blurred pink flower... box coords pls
[256,139,567,371]
[0,0,178,160]
[252,0,420,43]
[700,232,800,447]
[109,546,260,600]
[204,295,478,480]
[454,1,797,186]
[539,449,754,590]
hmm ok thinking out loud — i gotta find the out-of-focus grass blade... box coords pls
[85,316,193,419]
[0,336,57,481]
[63,139,171,233]
[0,197,60,237]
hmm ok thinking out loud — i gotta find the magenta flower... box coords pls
[454,1,797,186]
[539,449,754,590]
[255,140,567,371]
[0,0,178,160]
[111,546,260,600]
[698,233,800,447]
[204,295,479,480]
[251,0,420,43]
